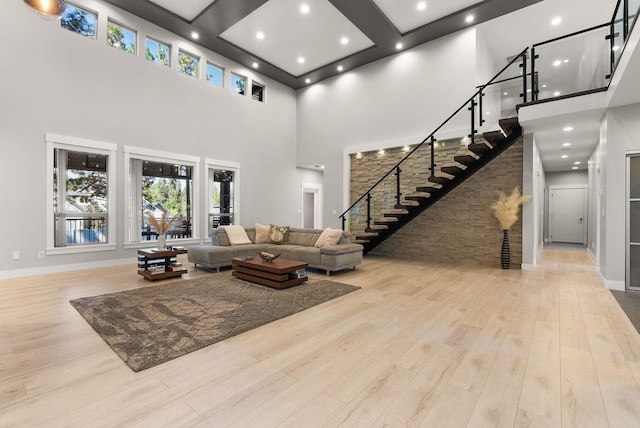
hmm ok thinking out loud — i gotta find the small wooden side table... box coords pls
[138,248,188,281]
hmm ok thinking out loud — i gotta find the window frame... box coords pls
[124,146,201,248]
[206,62,225,88]
[106,19,137,55]
[205,158,241,234]
[46,134,117,255]
[230,72,247,96]
[60,2,98,40]
[251,80,266,102]
[145,36,171,68]
[178,49,200,78]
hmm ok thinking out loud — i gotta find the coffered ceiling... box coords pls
[102,0,542,89]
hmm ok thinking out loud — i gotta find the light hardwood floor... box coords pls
[2,250,640,427]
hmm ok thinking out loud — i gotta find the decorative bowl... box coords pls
[259,252,281,262]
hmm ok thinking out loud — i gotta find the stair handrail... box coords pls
[339,47,529,226]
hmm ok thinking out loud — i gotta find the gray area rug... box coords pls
[611,290,640,335]
[70,276,360,372]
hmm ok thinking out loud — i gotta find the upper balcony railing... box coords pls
[528,0,639,104]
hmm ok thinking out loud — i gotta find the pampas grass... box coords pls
[491,187,530,230]
[144,210,183,235]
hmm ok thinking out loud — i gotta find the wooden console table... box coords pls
[138,248,187,281]
[232,256,308,289]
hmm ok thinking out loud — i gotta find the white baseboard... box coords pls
[587,248,597,265]
[0,257,135,281]
[599,270,625,291]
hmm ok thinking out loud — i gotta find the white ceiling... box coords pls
[146,0,212,21]
[219,0,374,75]
[372,0,482,33]
[118,0,540,86]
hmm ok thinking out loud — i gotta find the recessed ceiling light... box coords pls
[337,65,344,72]
[574,161,581,165]
[542,84,548,88]
[551,17,562,26]
[564,59,569,63]
[561,155,568,158]
[572,166,579,170]
[613,45,620,51]
[563,126,574,132]
[527,89,532,92]
[417,1,427,11]
[298,57,305,64]
[465,15,474,23]
[396,42,403,50]
[503,92,508,95]
[252,62,259,68]
[256,32,265,40]
[553,60,562,66]
[305,78,311,84]
[554,91,561,96]
[340,37,349,45]
[191,32,199,39]
[300,4,310,14]
[563,142,571,147]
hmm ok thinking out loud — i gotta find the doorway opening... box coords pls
[301,183,322,229]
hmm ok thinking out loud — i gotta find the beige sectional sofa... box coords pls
[188,226,363,275]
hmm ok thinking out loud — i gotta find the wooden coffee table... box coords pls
[232,256,308,289]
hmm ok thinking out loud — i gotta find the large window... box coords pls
[47,135,116,253]
[179,50,199,78]
[206,160,240,233]
[145,37,170,67]
[60,3,97,39]
[107,20,136,54]
[126,148,199,245]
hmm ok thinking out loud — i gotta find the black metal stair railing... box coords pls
[340,48,529,250]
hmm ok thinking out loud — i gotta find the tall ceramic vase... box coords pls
[501,229,510,269]
[157,234,167,250]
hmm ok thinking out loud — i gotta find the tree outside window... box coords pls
[60,4,97,39]
[179,50,199,77]
[107,21,136,54]
[146,37,170,67]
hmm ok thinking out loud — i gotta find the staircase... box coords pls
[339,48,530,255]
[352,117,522,254]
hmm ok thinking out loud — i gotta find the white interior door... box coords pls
[549,186,586,244]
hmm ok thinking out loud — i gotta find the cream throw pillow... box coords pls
[315,227,343,248]
[223,225,251,246]
[255,223,270,243]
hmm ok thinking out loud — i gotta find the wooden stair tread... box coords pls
[453,154,476,166]
[416,186,439,193]
[428,176,450,184]
[483,130,505,146]
[499,117,520,135]
[467,142,491,156]
[441,165,464,175]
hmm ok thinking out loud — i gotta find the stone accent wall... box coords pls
[349,140,524,268]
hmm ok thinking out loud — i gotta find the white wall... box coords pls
[598,103,640,290]
[0,1,297,275]
[296,29,479,228]
[522,133,545,269]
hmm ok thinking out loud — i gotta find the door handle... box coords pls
[578,218,583,224]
